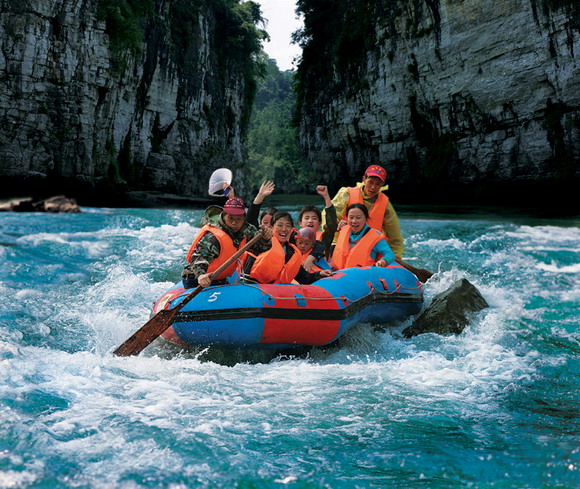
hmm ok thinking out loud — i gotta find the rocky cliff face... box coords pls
[0,0,256,200]
[296,0,579,204]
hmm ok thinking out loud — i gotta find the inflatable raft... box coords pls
[152,265,423,350]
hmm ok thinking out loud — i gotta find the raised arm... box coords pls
[253,181,275,205]
[316,185,332,208]
[247,181,275,227]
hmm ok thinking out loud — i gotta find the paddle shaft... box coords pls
[113,230,265,356]
[395,257,433,283]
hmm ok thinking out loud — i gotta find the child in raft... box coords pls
[331,203,395,270]
[292,185,337,270]
[244,211,333,284]
[258,207,278,228]
[297,185,333,237]
[294,227,331,271]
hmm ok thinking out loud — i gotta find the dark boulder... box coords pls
[402,279,489,337]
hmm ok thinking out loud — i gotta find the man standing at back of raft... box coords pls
[322,164,404,260]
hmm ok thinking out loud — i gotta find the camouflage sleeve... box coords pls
[383,201,404,259]
[181,233,221,279]
[251,236,272,254]
[241,224,259,241]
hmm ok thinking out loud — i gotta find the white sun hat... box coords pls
[208,168,233,196]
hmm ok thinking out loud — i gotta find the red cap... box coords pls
[223,197,246,215]
[364,165,387,183]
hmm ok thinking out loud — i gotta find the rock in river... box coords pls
[402,279,489,337]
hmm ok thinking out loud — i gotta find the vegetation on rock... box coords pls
[97,0,154,70]
[246,59,313,193]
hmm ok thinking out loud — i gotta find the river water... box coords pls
[0,205,578,488]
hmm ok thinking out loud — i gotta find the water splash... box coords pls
[0,207,578,488]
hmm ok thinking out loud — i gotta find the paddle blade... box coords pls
[113,308,178,357]
[113,231,262,357]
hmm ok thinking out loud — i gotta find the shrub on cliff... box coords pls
[246,59,313,193]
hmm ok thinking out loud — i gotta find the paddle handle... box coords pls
[113,229,266,356]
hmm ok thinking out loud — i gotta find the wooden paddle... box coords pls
[113,230,265,357]
[395,257,433,283]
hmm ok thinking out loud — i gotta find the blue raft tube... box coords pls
[152,264,424,350]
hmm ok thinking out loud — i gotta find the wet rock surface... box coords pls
[0,1,250,198]
[298,2,579,200]
[0,195,80,213]
[402,279,489,337]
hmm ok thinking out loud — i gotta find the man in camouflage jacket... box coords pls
[182,198,271,288]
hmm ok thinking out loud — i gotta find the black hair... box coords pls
[271,211,294,227]
[259,207,278,222]
[298,205,322,222]
[346,203,369,219]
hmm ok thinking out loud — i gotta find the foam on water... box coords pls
[0,331,545,487]
[536,262,580,273]
[0,207,578,488]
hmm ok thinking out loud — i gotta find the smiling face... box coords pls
[362,175,383,198]
[299,211,321,229]
[223,213,245,233]
[347,207,367,233]
[295,237,314,254]
[273,216,293,243]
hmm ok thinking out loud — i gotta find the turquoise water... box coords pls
[0,206,579,488]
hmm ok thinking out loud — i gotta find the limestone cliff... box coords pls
[296,0,579,205]
[0,0,263,200]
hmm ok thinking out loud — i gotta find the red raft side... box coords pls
[259,284,342,346]
[152,286,190,346]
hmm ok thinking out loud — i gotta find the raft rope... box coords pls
[174,280,423,323]
[206,279,423,306]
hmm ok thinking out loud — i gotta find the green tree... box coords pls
[246,59,313,193]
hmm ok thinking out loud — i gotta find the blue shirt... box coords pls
[313,256,331,270]
[349,224,395,264]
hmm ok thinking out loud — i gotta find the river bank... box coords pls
[2,172,579,217]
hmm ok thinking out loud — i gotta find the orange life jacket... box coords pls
[185,225,247,280]
[346,186,389,232]
[332,225,387,270]
[250,238,303,284]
